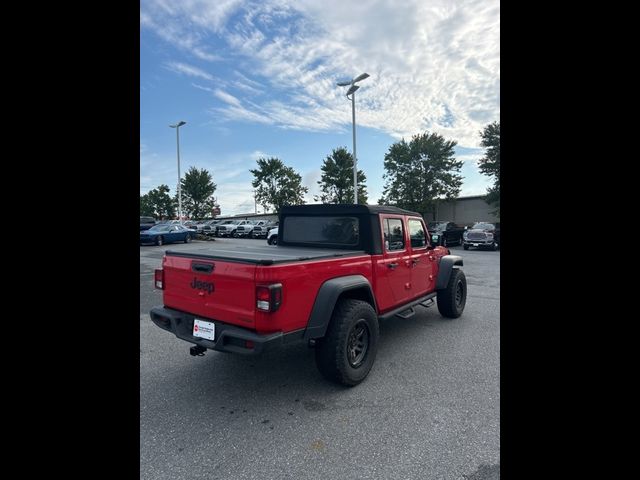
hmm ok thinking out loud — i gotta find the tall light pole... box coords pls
[169,121,186,223]
[337,73,369,204]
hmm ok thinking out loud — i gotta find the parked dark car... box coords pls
[140,224,195,246]
[140,216,157,231]
[463,222,500,250]
[427,221,465,247]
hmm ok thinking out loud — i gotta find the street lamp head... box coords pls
[346,84,360,96]
[353,72,370,83]
[336,80,352,86]
[169,121,187,128]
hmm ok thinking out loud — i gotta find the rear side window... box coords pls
[383,218,405,251]
[283,216,359,246]
[408,219,427,248]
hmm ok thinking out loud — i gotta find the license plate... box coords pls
[472,243,479,247]
[193,319,215,340]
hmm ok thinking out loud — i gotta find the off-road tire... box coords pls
[315,299,379,386]
[437,268,467,318]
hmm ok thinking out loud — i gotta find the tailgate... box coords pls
[162,254,256,328]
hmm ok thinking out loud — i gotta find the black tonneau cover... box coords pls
[165,244,366,266]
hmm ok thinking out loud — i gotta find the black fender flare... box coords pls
[303,275,376,340]
[436,255,464,290]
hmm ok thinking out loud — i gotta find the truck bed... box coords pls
[165,244,367,265]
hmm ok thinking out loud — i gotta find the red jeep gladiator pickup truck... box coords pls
[150,204,466,386]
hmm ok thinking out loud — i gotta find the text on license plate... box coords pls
[193,319,215,340]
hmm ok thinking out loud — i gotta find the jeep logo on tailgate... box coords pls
[190,277,214,294]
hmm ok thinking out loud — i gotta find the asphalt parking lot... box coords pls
[140,238,500,480]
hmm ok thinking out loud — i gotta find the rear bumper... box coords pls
[149,306,303,355]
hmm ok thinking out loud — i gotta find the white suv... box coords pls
[267,227,279,245]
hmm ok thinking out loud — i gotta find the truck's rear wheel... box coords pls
[315,299,379,386]
[437,268,467,318]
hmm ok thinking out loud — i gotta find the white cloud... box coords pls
[457,153,484,164]
[142,0,499,148]
[191,83,215,93]
[164,61,214,80]
[302,168,322,203]
[213,89,242,106]
[250,150,272,160]
[215,181,257,215]
[140,10,220,61]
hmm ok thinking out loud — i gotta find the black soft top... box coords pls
[279,204,422,254]
[280,204,420,217]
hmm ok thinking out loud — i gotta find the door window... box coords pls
[408,219,427,249]
[383,218,405,251]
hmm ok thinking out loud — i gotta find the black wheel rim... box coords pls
[455,280,464,307]
[347,320,370,368]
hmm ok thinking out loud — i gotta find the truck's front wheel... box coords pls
[315,299,379,387]
[437,268,467,318]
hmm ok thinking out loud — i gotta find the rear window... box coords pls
[283,216,359,246]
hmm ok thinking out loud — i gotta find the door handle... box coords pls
[192,263,214,274]
[388,262,398,270]
[412,258,420,265]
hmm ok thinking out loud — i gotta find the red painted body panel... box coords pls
[163,256,257,328]
[254,255,373,334]
[161,214,449,335]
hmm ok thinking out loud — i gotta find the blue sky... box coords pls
[140,0,500,216]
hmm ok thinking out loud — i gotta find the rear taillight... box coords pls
[154,269,164,290]
[256,284,282,312]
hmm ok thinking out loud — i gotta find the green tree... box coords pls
[140,184,176,219]
[379,132,463,219]
[478,121,500,217]
[140,193,154,217]
[315,147,368,204]
[180,167,217,219]
[250,157,308,213]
